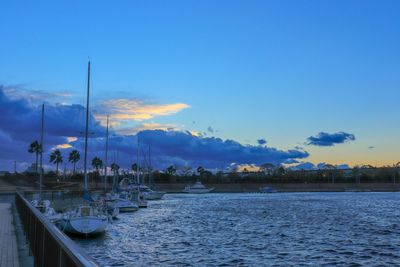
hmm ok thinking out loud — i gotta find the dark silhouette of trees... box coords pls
[68,150,80,174]
[28,141,40,173]
[49,149,63,175]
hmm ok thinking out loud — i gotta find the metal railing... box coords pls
[15,191,98,267]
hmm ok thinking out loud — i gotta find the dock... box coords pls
[0,203,19,267]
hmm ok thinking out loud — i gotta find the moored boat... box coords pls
[106,192,139,212]
[182,180,214,194]
[259,186,278,193]
[57,205,108,235]
[136,184,165,200]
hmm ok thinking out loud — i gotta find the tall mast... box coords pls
[83,61,91,191]
[39,103,44,199]
[148,145,151,186]
[136,133,140,184]
[104,115,109,191]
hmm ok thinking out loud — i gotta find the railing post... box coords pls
[28,212,32,256]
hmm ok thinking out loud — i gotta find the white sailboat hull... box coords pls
[58,216,108,235]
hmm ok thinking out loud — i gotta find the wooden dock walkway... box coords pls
[0,203,19,267]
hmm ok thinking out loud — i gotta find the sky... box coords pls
[1,0,400,172]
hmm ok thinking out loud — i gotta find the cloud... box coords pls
[306,132,355,146]
[368,146,375,149]
[116,123,178,135]
[230,164,261,172]
[67,137,78,142]
[55,144,72,149]
[0,86,309,171]
[0,86,104,167]
[95,98,190,127]
[3,84,72,104]
[290,162,316,170]
[207,126,214,133]
[289,162,350,170]
[257,139,267,145]
[130,130,308,168]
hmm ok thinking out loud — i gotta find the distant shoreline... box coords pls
[0,176,399,194]
[155,183,400,193]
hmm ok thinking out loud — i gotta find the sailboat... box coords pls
[31,104,62,221]
[32,103,45,210]
[134,134,148,208]
[57,61,108,236]
[140,146,165,200]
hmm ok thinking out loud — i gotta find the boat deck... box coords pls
[0,203,19,267]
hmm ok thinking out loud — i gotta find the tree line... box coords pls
[27,140,120,177]
[27,141,400,184]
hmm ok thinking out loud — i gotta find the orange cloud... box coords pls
[95,99,190,127]
[67,137,77,143]
[55,144,72,149]
[234,164,261,172]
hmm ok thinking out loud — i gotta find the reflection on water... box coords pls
[74,193,400,266]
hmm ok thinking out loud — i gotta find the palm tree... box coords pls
[92,157,103,172]
[110,163,120,189]
[111,163,120,176]
[131,163,138,172]
[167,165,177,176]
[28,141,40,173]
[196,166,205,176]
[68,150,80,174]
[49,149,63,175]
[260,163,275,175]
[323,164,337,183]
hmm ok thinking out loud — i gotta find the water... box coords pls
[74,193,400,266]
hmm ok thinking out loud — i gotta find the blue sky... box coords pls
[1,1,400,171]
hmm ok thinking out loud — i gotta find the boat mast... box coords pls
[104,114,109,191]
[148,145,151,186]
[39,103,44,199]
[83,61,91,191]
[136,133,140,184]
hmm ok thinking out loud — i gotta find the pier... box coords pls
[15,192,98,267]
[0,203,19,267]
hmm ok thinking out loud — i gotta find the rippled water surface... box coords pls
[74,193,400,266]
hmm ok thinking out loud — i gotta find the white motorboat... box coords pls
[259,186,278,193]
[137,185,165,200]
[182,180,214,194]
[106,192,139,212]
[57,205,108,235]
[31,199,62,223]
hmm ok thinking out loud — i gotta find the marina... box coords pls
[3,182,400,266]
[2,1,400,265]
[74,192,400,266]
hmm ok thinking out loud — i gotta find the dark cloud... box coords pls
[257,139,267,145]
[290,162,350,171]
[0,86,310,171]
[307,132,355,146]
[290,162,315,170]
[368,146,375,149]
[207,126,214,133]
